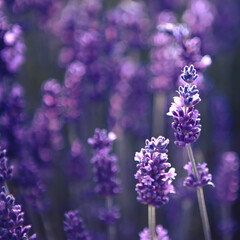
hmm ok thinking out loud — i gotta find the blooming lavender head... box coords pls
[0,186,36,239]
[98,205,120,226]
[183,162,214,188]
[63,210,91,240]
[139,225,169,240]
[0,147,13,186]
[215,152,239,204]
[135,136,176,207]
[180,64,198,83]
[167,65,201,147]
[88,128,117,153]
[90,149,121,196]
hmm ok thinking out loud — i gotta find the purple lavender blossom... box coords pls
[98,205,120,226]
[183,162,214,188]
[215,152,239,203]
[0,147,13,186]
[167,66,202,147]
[88,128,116,153]
[90,149,121,196]
[0,186,36,239]
[135,136,176,207]
[0,12,25,76]
[180,64,198,83]
[139,224,169,240]
[67,139,88,182]
[63,210,91,240]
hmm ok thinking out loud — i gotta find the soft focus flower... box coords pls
[98,205,120,226]
[0,147,13,186]
[183,162,214,188]
[139,224,169,240]
[135,136,176,207]
[215,152,239,203]
[63,210,91,240]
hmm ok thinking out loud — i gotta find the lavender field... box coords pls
[0,0,240,239]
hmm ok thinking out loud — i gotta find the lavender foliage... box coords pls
[135,136,176,207]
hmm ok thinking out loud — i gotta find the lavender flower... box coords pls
[90,149,121,196]
[0,186,36,239]
[180,64,198,83]
[139,225,169,240]
[215,152,239,203]
[167,65,201,147]
[0,147,13,186]
[98,205,120,226]
[183,162,214,188]
[63,210,91,240]
[135,136,176,207]
[88,128,116,153]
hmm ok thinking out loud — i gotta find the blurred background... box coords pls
[1,0,240,239]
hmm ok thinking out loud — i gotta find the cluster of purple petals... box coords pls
[67,139,88,182]
[0,11,25,76]
[14,159,48,212]
[0,186,36,240]
[135,136,176,207]
[150,16,211,92]
[215,152,239,203]
[167,68,202,147]
[0,148,13,186]
[98,205,120,226]
[183,162,214,188]
[90,149,121,196]
[139,224,169,240]
[88,128,117,153]
[109,60,151,137]
[63,210,91,240]
[0,83,25,157]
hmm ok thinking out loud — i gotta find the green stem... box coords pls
[185,144,212,240]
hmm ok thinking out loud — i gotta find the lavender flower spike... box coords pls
[63,210,91,240]
[167,65,201,147]
[181,64,198,83]
[184,162,214,188]
[135,136,176,207]
[0,186,36,239]
[0,147,13,186]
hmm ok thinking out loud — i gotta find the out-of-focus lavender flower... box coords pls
[90,149,121,196]
[63,210,91,240]
[183,162,214,188]
[215,152,239,204]
[135,136,176,207]
[88,128,116,153]
[61,61,86,121]
[0,147,13,186]
[0,83,25,157]
[0,186,36,239]
[150,20,211,92]
[98,205,120,226]
[67,139,88,182]
[217,219,237,237]
[109,59,151,137]
[105,1,150,50]
[14,159,48,212]
[167,66,202,147]
[0,12,25,76]
[139,224,169,240]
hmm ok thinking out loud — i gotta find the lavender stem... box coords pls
[106,196,114,240]
[148,205,156,240]
[185,144,211,240]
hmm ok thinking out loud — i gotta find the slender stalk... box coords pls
[148,205,156,240]
[185,144,211,240]
[106,196,115,240]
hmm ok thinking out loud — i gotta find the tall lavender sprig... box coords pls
[135,136,176,240]
[63,210,91,240]
[167,65,212,240]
